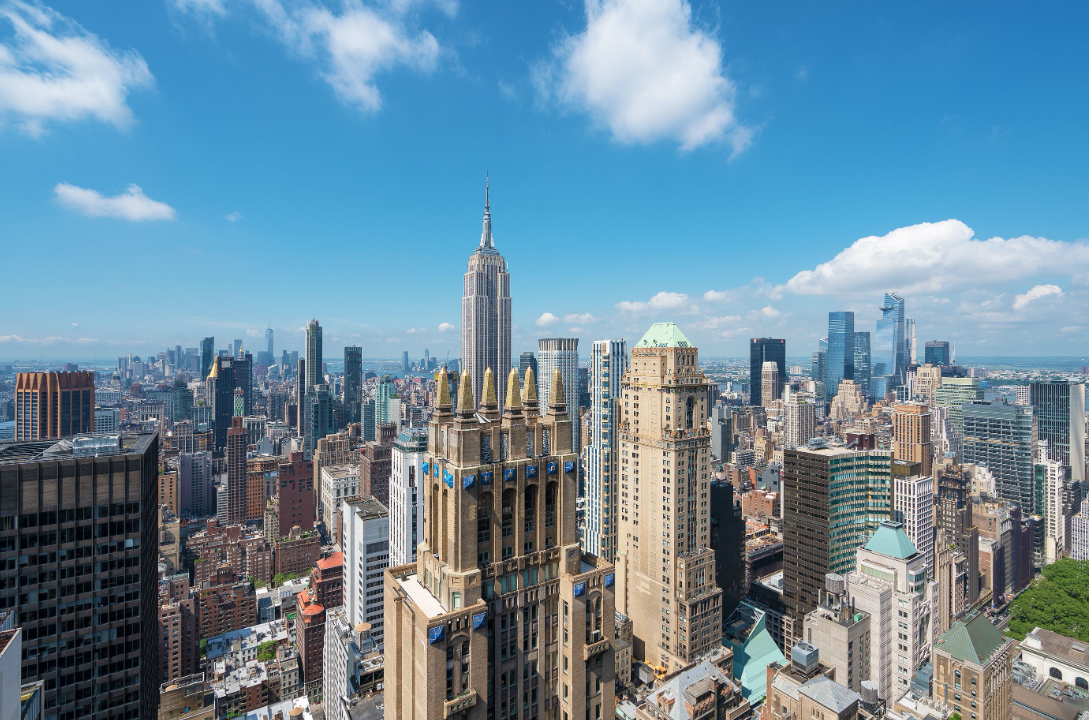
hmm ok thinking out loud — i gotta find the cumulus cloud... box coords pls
[0,0,154,135]
[245,328,262,337]
[761,306,782,318]
[226,211,242,222]
[536,0,751,153]
[174,0,444,114]
[703,289,732,302]
[616,291,694,314]
[784,219,1089,296]
[689,314,740,330]
[1012,284,1063,310]
[405,327,427,334]
[438,322,454,332]
[54,182,177,221]
[564,312,597,323]
[536,312,559,327]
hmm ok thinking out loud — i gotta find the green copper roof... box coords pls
[635,322,693,349]
[936,612,1009,666]
[864,521,918,560]
[728,613,786,703]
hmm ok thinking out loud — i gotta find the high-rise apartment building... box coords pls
[893,470,935,580]
[783,390,817,449]
[615,323,721,671]
[761,361,780,408]
[200,336,215,379]
[924,340,951,366]
[226,416,247,525]
[934,377,984,443]
[825,312,855,402]
[302,385,334,459]
[1031,380,1086,482]
[913,363,942,407]
[344,346,363,426]
[383,365,615,720]
[893,402,933,476]
[361,397,376,442]
[276,452,315,537]
[583,340,627,561]
[937,467,980,607]
[209,355,235,453]
[375,375,396,426]
[14,371,94,441]
[537,337,581,453]
[873,292,907,392]
[389,428,426,567]
[782,444,892,649]
[179,451,215,517]
[233,352,253,416]
[343,496,390,645]
[750,338,786,408]
[305,319,323,390]
[461,179,512,411]
[518,351,538,385]
[963,401,1034,511]
[361,423,397,508]
[0,433,159,720]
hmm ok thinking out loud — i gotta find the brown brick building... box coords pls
[14,370,95,440]
[188,520,273,585]
[159,574,199,683]
[197,570,257,638]
[933,613,1014,720]
[312,551,343,608]
[277,452,315,537]
[360,422,396,507]
[274,527,320,577]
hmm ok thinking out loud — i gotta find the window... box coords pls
[1050,667,1063,680]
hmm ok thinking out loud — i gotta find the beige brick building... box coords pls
[614,323,722,672]
[932,613,1014,720]
[384,365,615,720]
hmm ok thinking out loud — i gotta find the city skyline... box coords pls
[2,1,1089,358]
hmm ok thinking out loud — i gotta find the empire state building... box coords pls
[461,177,512,409]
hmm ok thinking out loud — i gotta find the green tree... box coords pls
[257,640,277,662]
[1008,559,1089,642]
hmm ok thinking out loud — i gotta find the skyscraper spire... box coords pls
[480,173,494,249]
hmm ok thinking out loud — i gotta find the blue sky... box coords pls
[2,0,1088,361]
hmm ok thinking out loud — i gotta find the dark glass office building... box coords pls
[0,433,159,720]
[343,346,363,426]
[750,338,786,407]
[924,341,951,366]
[824,312,855,401]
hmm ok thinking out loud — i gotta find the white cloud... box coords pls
[536,312,559,327]
[703,289,731,302]
[616,291,693,314]
[0,0,154,134]
[537,0,751,153]
[54,182,176,221]
[245,328,262,337]
[784,219,1089,296]
[170,0,226,16]
[1012,284,1063,310]
[438,322,454,332]
[1060,326,1084,334]
[226,211,242,222]
[568,327,583,333]
[70,321,78,326]
[761,305,782,318]
[690,314,740,330]
[405,327,427,334]
[564,312,597,323]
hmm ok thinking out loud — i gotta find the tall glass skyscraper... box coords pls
[537,337,580,452]
[344,346,363,425]
[963,401,1035,511]
[853,331,871,398]
[873,292,906,393]
[924,340,951,366]
[305,318,323,389]
[582,339,627,562]
[1031,381,1087,482]
[825,312,855,401]
[200,335,215,378]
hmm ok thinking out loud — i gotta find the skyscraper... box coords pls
[537,337,580,453]
[583,339,627,561]
[893,401,933,476]
[518,350,538,384]
[1030,380,1086,482]
[209,354,235,452]
[615,323,721,671]
[825,312,855,402]
[783,390,817,448]
[924,340,951,366]
[782,444,892,649]
[382,365,615,720]
[376,375,396,426]
[461,178,512,411]
[266,326,274,358]
[389,428,426,567]
[344,346,363,425]
[934,377,984,445]
[305,319,323,389]
[0,433,160,720]
[233,351,253,415]
[963,401,1035,511]
[853,331,871,398]
[893,470,935,580]
[760,361,780,408]
[14,370,94,441]
[226,416,247,525]
[873,292,906,394]
[750,338,786,407]
[200,336,215,378]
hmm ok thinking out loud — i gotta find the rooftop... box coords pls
[634,322,692,349]
[398,574,445,618]
[798,675,859,714]
[345,495,389,521]
[1023,627,1089,671]
[864,520,919,560]
[646,656,738,720]
[317,551,344,571]
[935,612,1010,667]
[0,432,155,465]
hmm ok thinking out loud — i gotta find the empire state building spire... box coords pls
[480,173,494,249]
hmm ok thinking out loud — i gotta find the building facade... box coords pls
[962,401,1034,511]
[14,371,94,441]
[537,337,580,454]
[390,429,426,567]
[825,312,855,402]
[343,497,390,645]
[750,338,786,408]
[583,340,627,561]
[1030,381,1086,482]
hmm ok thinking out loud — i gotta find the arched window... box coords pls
[686,396,694,429]
[1050,667,1063,681]
[1077,677,1088,690]
[524,485,538,533]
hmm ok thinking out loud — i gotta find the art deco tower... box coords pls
[384,366,615,720]
[462,177,512,410]
[614,323,722,672]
